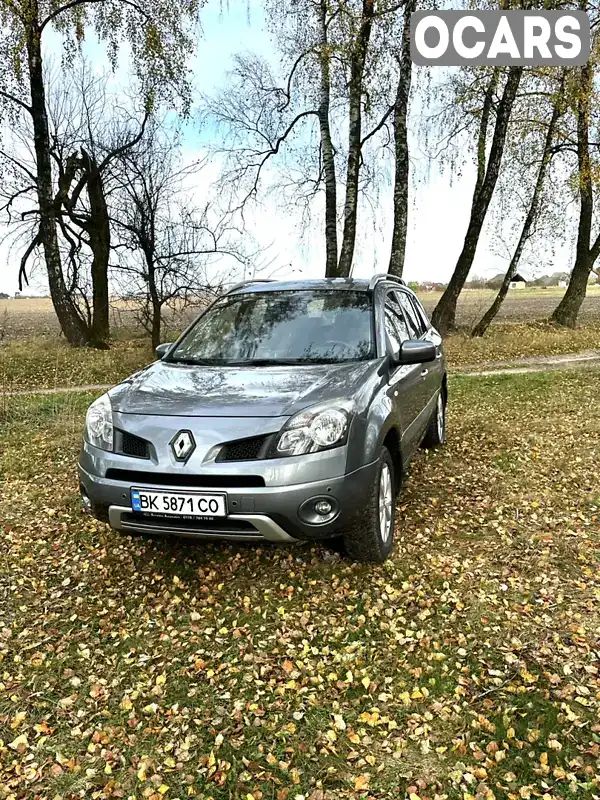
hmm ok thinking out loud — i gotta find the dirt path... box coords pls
[458,349,600,377]
[3,350,600,397]
[3,383,113,397]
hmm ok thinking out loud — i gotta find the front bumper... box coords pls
[78,458,377,543]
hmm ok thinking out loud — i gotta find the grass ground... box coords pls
[0,338,153,393]
[2,369,600,800]
[445,323,600,370]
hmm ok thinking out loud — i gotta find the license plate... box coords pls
[131,488,227,517]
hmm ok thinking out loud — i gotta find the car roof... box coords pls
[230,278,374,295]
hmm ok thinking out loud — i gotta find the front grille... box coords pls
[117,430,150,459]
[216,434,271,462]
[121,513,262,535]
[105,469,265,488]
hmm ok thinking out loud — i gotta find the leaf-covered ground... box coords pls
[1,370,600,800]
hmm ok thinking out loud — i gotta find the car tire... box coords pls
[343,447,396,563]
[422,389,446,449]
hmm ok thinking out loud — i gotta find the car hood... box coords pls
[109,359,381,417]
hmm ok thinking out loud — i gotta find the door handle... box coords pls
[421,368,428,378]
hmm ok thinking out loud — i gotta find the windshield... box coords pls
[169,290,375,365]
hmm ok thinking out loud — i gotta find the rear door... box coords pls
[383,290,423,453]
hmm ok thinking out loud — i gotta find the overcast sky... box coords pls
[0,2,574,295]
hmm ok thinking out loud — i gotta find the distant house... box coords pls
[538,271,569,287]
[509,273,527,290]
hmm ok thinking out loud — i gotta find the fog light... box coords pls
[315,499,333,516]
[298,495,340,525]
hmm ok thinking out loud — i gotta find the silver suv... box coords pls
[79,275,446,562]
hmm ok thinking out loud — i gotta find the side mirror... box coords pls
[395,340,436,365]
[155,342,173,359]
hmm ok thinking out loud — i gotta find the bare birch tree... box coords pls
[0,0,203,345]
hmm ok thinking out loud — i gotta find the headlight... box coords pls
[85,393,113,451]
[273,404,350,457]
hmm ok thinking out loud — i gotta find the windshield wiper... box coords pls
[166,356,226,366]
[224,357,367,366]
[222,358,305,367]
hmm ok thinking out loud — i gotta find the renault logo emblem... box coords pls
[170,430,196,462]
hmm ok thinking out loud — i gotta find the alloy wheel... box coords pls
[437,394,445,441]
[378,463,393,543]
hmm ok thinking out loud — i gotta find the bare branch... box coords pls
[18,230,42,290]
[360,104,394,149]
[0,89,32,115]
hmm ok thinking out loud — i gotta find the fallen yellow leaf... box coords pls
[9,734,28,751]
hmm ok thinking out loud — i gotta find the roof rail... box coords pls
[226,278,275,295]
[368,273,406,291]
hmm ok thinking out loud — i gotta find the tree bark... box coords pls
[317,0,339,278]
[26,7,89,346]
[472,81,563,337]
[551,64,594,328]
[431,66,523,335]
[150,294,162,350]
[82,150,111,348]
[337,0,375,278]
[471,68,499,215]
[388,0,415,278]
[147,256,162,350]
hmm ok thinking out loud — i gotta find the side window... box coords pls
[384,292,409,353]
[394,291,421,338]
[409,295,430,333]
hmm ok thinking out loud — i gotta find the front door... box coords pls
[383,291,423,455]
[398,290,444,419]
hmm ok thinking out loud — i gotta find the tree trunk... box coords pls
[149,281,162,350]
[388,0,415,278]
[552,252,592,326]
[471,68,499,214]
[83,151,111,348]
[473,81,563,337]
[142,243,161,349]
[26,10,89,346]
[337,0,375,278]
[431,67,523,335]
[551,64,594,328]
[317,0,339,279]
[151,297,162,350]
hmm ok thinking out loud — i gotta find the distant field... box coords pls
[0,297,204,341]
[2,287,600,342]
[418,285,600,325]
